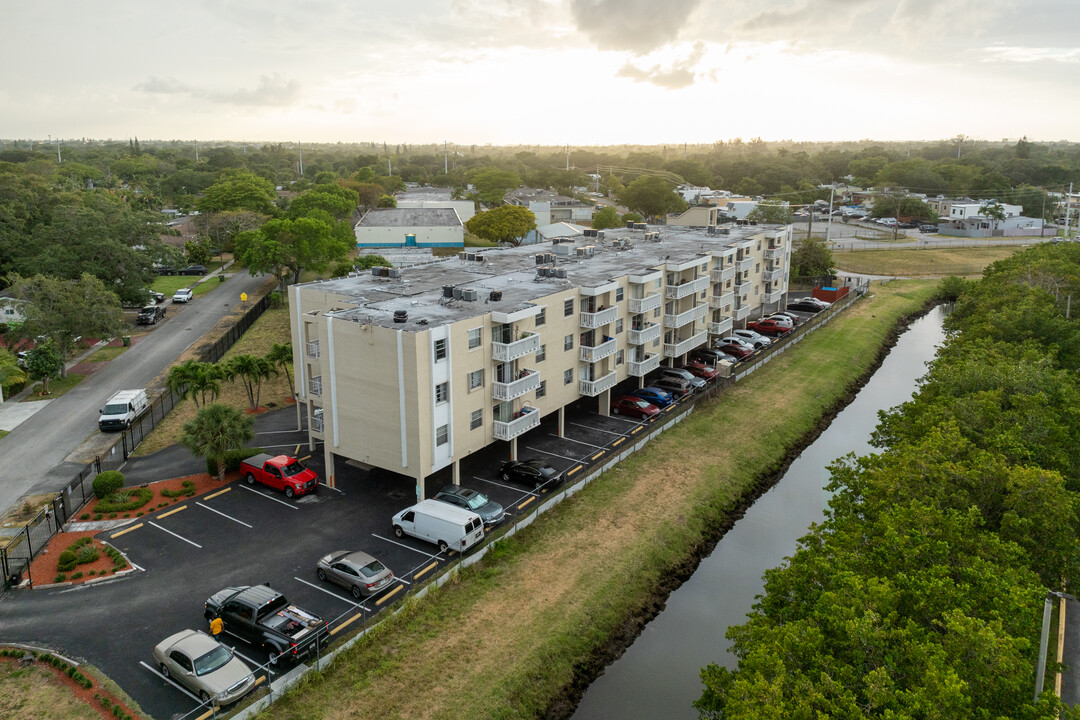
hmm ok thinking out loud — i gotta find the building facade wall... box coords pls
[354,224,464,248]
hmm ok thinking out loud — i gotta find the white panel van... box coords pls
[392,499,485,553]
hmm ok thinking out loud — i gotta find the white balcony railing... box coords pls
[765,247,783,260]
[663,303,708,328]
[628,323,661,345]
[737,257,754,272]
[306,340,319,358]
[493,409,541,441]
[628,293,662,314]
[734,282,753,296]
[663,331,708,358]
[734,305,752,321]
[493,369,541,401]
[580,306,619,329]
[580,337,617,363]
[579,371,617,397]
[664,276,709,300]
[762,268,784,282]
[308,376,322,395]
[763,289,785,303]
[492,332,541,361]
[711,267,736,283]
[709,292,735,310]
[311,409,324,433]
[628,353,661,376]
[709,317,734,336]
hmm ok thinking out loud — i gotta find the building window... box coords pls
[615,318,623,334]
[536,380,547,398]
[434,338,447,360]
[756,240,762,250]
[564,298,574,316]
[470,409,483,430]
[615,287,624,302]
[755,263,760,273]
[653,307,661,318]
[564,369,573,385]
[536,308,546,326]
[536,344,546,362]
[616,349,624,366]
[564,334,573,351]
[467,327,482,349]
[435,382,449,403]
[436,424,449,446]
[468,370,484,390]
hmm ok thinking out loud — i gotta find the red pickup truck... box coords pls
[240,454,319,498]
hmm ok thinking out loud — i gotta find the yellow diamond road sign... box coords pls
[240,292,248,302]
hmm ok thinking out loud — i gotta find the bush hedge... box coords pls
[206,447,265,477]
[92,471,125,499]
[94,487,153,513]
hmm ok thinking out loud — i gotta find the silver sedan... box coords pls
[316,550,395,599]
[153,629,256,706]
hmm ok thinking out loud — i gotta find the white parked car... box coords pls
[172,288,193,303]
[153,629,257,706]
[731,328,772,348]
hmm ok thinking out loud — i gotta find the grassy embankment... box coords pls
[835,245,1024,277]
[253,279,939,720]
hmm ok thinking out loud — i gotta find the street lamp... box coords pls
[1035,590,1071,700]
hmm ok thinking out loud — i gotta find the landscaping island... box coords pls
[251,279,940,720]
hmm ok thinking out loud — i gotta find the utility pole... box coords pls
[565,144,569,171]
[56,138,61,163]
[825,186,835,245]
[195,141,199,162]
[444,141,448,175]
[1066,183,1074,239]
[297,141,303,176]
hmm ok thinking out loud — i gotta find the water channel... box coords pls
[571,306,949,720]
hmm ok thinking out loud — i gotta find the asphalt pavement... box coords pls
[0,269,270,519]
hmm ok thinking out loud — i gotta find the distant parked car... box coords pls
[897,221,918,229]
[768,312,798,325]
[433,484,506,527]
[152,629,257,706]
[316,550,395,599]
[919,224,939,233]
[787,298,827,313]
[499,459,561,490]
[691,348,737,366]
[651,377,695,397]
[610,395,660,419]
[654,366,706,389]
[714,339,752,359]
[172,288,193,303]
[679,361,719,381]
[747,318,791,336]
[182,264,208,276]
[154,265,177,275]
[136,305,166,325]
[633,386,676,408]
[731,329,772,348]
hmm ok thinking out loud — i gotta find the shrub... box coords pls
[56,550,78,573]
[208,447,265,476]
[161,480,197,498]
[94,487,153,513]
[92,471,125,499]
[71,537,92,548]
[54,573,67,583]
[80,513,90,520]
[94,514,102,521]
[76,546,99,564]
[70,572,83,580]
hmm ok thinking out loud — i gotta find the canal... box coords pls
[571,306,949,720]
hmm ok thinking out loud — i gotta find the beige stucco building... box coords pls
[290,223,792,500]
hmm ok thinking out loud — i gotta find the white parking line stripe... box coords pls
[568,421,635,435]
[370,533,441,558]
[471,476,538,495]
[228,648,271,674]
[196,502,253,528]
[239,484,299,509]
[546,433,605,449]
[148,521,202,548]
[293,576,366,610]
[139,661,202,702]
[523,446,587,462]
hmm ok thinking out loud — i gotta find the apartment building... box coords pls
[290,223,792,500]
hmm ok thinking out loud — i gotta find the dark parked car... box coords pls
[897,221,918,229]
[316,550,395,598]
[610,395,660,419]
[136,305,166,325]
[654,367,706,389]
[433,485,506,527]
[787,299,828,313]
[154,265,177,275]
[651,377,694,397]
[919,224,939,233]
[182,264,209,276]
[499,459,561,490]
[714,340,752,359]
[691,348,737,366]
[633,386,676,408]
[679,361,719,381]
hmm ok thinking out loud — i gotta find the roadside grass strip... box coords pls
[110,523,143,539]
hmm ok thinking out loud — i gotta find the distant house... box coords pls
[396,187,476,223]
[505,188,594,225]
[0,294,27,327]
[939,215,1047,238]
[353,208,464,249]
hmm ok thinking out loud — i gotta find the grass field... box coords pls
[253,279,940,720]
[86,346,127,363]
[835,246,1024,277]
[20,374,85,402]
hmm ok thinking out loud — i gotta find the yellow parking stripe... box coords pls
[204,488,231,500]
[298,455,311,462]
[375,585,403,606]
[157,505,187,519]
[254,675,266,687]
[194,709,215,720]
[329,611,365,636]
[612,437,626,447]
[110,523,143,539]
[295,444,301,455]
[517,496,536,510]
[566,464,582,477]
[591,450,605,461]
[414,561,438,579]
[631,426,644,435]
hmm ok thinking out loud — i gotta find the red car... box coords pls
[611,395,660,419]
[746,318,792,336]
[679,361,719,380]
[715,341,752,359]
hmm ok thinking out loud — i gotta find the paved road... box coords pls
[0,270,269,518]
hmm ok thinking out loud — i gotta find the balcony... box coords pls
[493,369,541,401]
[709,291,734,310]
[628,323,661,345]
[580,337,617,363]
[580,306,618,329]
[306,340,319,359]
[308,376,322,395]
[494,409,541,441]
[311,409,324,433]
[628,353,661,376]
[734,305,752,321]
[579,371,617,397]
[762,268,784,282]
[763,289,785,303]
[663,303,707,328]
[492,332,540,361]
[709,317,734,336]
[628,293,662,314]
[737,257,754,272]
[711,267,736,283]
[664,276,709,300]
[765,247,783,260]
[664,331,708,358]
[734,282,753,296]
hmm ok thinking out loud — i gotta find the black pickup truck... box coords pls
[204,585,328,665]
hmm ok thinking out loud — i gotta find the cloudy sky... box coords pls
[3,0,1078,145]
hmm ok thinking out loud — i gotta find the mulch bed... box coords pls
[24,472,239,588]
[0,651,142,719]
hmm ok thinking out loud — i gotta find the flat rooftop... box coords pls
[301,224,782,331]
[356,208,462,227]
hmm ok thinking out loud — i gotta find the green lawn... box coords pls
[835,246,1024,278]
[20,374,85,402]
[86,346,127,362]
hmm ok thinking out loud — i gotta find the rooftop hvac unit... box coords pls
[635,223,647,230]
[461,288,478,301]
[584,228,597,237]
[458,251,468,261]
[393,310,408,323]
[707,225,716,235]
[489,290,503,302]
[553,244,570,256]
[536,253,547,265]
[597,231,606,240]
[453,286,463,300]
[555,268,567,278]
[387,268,402,278]
[626,220,635,229]
[381,267,391,277]
[442,285,455,298]
[371,267,382,276]
[719,228,730,235]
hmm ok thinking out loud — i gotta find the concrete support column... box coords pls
[598,388,611,417]
[510,436,518,461]
[322,446,336,489]
[452,459,460,486]
[557,406,566,438]
[416,475,426,501]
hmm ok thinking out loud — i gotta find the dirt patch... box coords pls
[0,652,141,719]
[65,362,107,377]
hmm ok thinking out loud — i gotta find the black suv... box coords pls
[136,305,166,325]
[433,485,505,528]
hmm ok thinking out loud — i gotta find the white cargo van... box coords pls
[392,499,485,553]
[98,389,149,431]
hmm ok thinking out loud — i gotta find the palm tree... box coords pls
[225,354,277,410]
[253,357,278,409]
[979,202,1007,236]
[266,343,295,400]
[190,362,225,407]
[181,404,254,481]
[166,359,200,407]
